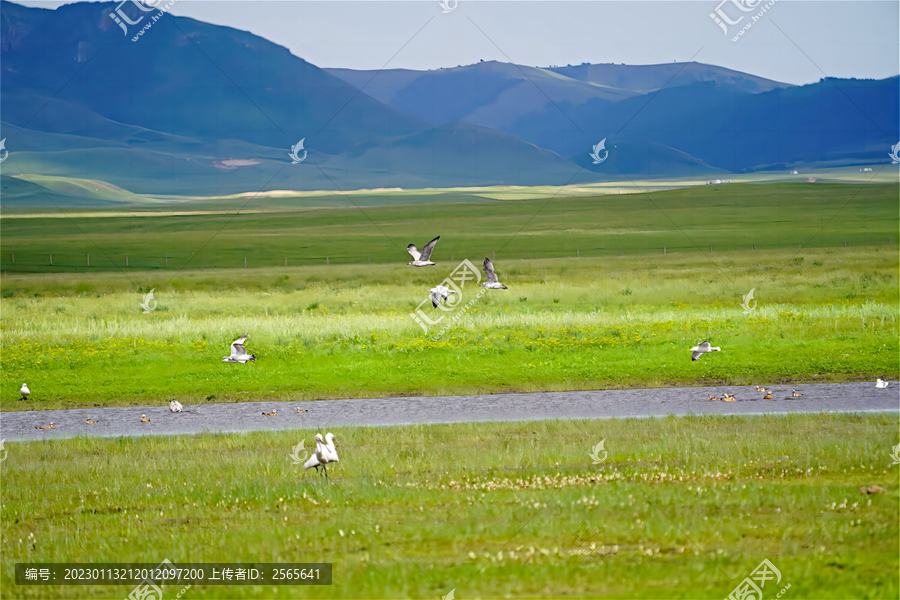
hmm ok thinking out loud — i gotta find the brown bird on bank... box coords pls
[296,408,308,413]
[722,393,736,402]
[763,392,773,399]
[791,390,803,397]
[708,393,722,401]
[35,422,54,430]
[756,386,769,393]
[263,410,277,416]
[86,419,98,424]
[141,414,151,423]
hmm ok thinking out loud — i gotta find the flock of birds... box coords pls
[15,236,895,468]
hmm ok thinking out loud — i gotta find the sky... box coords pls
[8,1,899,85]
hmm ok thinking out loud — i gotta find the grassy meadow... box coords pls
[1,182,897,272]
[1,413,897,598]
[0,246,897,410]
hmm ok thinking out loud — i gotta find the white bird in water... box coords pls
[480,258,508,290]
[429,285,457,308]
[690,341,721,361]
[20,383,30,400]
[169,400,183,412]
[876,378,889,389]
[407,236,440,267]
[304,433,339,478]
[223,334,256,363]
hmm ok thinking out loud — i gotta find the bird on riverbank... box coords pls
[20,383,30,400]
[263,409,277,416]
[756,386,770,393]
[86,419,97,424]
[763,391,773,399]
[691,341,721,361]
[141,414,151,423]
[722,393,736,402]
[223,335,256,363]
[876,378,889,389]
[35,422,54,429]
[304,433,339,478]
[708,394,722,401]
[169,400,183,412]
[429,285,457,308]
[480,258,508,290]
[791,390,803,397]
[296,408,308,413]
[406,236,440,267]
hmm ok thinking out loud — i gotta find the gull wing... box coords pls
[407,244,421,261]
[231,335,249,357]
[430,290,441,308]
[419,236,440,261]
[691,351,703,361]
[483,257,498,283]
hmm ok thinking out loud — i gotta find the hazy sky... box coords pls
[9,1,899,84]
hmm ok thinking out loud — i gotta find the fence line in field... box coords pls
[0,240,892,271]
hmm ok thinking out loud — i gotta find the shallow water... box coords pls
[1,382,897,442]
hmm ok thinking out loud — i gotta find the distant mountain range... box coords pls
[1,0,897,202]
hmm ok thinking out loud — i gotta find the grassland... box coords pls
[1,182,896,272]
[0,246,896,411]
[1,413,897,598]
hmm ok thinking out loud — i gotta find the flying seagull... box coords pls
[20,383,30,400]
[429,285,457,308]
[407,236,440,267]
[690,341,721,361]
[169,400,183,412]
[223,334,256,363]
[876,378,889,389]
[480,258,508,290]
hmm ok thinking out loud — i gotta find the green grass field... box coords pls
[1,413,897,598]
[1,182,896,271]
[0,246,896,410]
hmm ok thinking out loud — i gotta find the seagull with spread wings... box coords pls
[429,285,457,308]
[407,236,440,267]
[690,341,721,361]
[480,258,508,290]
[223,334,256,363]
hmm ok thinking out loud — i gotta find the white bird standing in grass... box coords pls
[876,378,889,389]
[169,400,183,412]
[429,285,457,308]
[690,341,721,361]
[223,334,256,363]
[406,236,440,267]
[480,257,508,290]
[20,383,30,400]
[304,433,339,478]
